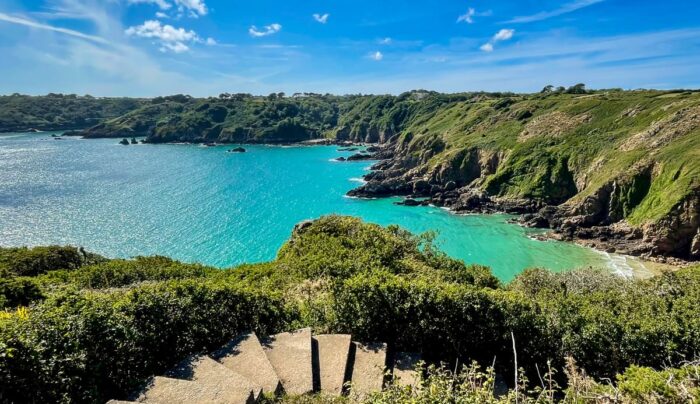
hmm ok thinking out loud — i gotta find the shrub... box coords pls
[0,280,291,403]
[0,246,101,277]
[0,277,43,308]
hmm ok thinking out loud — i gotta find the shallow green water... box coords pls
[0,132,641,281]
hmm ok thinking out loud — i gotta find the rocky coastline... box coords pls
[348,141,699,264]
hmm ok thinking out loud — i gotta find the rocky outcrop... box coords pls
[348,137,698,260]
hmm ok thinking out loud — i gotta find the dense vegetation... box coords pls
[1,217,699,402]
[0,94,144,132]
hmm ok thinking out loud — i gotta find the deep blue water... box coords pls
[0,132,642,281]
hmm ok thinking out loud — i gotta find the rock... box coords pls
[335,157,346,162]
[337,147,358,152]
[119,138,129,145]
[396,198,420,207]
[444,181,457,191]
[228,147,246,153]
[130,137,138,144]
[293,220,314,234]
[690,228,700,259]
[413,179,430,194]
[347,152,373,161]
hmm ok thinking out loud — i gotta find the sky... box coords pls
[1,0,699,96]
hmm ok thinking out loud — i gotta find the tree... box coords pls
[541,85,554,93]
[566,83,587,94]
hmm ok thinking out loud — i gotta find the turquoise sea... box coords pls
[0,132,646,281]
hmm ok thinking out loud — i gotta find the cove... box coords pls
[0,132,647,281]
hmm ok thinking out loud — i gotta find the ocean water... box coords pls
[0,132,645,281]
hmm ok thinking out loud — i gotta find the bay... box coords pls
[0,132,646,281]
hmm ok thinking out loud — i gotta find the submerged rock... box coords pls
[396,198,421,206]
[335,157,346,162]
[228,147,246,153]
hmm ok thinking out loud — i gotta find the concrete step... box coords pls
[392,352,422,388]
[262,328,314,395]
[312,334,352,396]
[212,332,282,395]
[137,376,240,403]
[165,355,257,403]
[347,342,387,399]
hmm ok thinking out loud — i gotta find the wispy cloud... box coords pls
[125,20,202,53]
[0,12,109,44]
[312,13,329,24]
[480,28,514,52]
[249,23,282,37]
[379,37,392,45]
[507,0,604,23]
[126,0,208,17]
[457,8,491,24]
[127,0,171,11]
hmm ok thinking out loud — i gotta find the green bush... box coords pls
[0,280,290,403]
[41,256,217,289]
[0,246,101,277]
[0,277,43,308]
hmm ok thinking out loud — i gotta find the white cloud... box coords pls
[160,42,189,53]
[313,13,329,24]
[507,0,604,23]
[126,20,198,42]
[379,37,392,45]
[155,11,169,18]
[480,43,493,52]
[493,29,514,41]
[206,37,216,45]
[0,12,109,44]
[125,20,203,52]
[370,51,383,61]
[127,0,171,10]
[480,29,515,52]
[249,23,282,37]
[173,0,208,17]
[457,8,475,24]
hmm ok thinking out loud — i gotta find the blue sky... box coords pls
[1,0,699,96]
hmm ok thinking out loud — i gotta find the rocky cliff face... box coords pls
[348,91,700,261]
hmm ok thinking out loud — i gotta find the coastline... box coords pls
[345,144,698,269]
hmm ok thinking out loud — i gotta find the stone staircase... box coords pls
[108,328,420,403]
